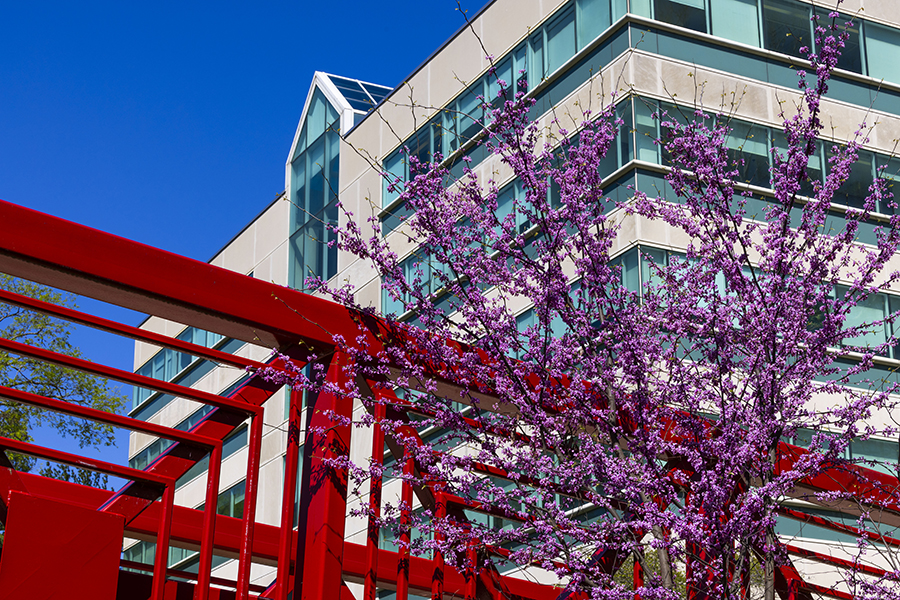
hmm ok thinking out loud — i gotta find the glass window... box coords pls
[851,437,898,476]
[838,287,887,350]
[655,0,707,33]
[640,246,668,289]
[223,425,248,457]
[215,480,246,519]
[634,98,660,163]
[631,0,652,18]
[815,8,862,74]
[381,252,438,316]
[866,22,900,85]
[710,0,761,47]
[762,0,811,58]
[726,119,769,187]
[546,6,578,74]
[840,19,864,75]
[615,247,641,292]
[529,29,545,84]
[382,150,405,208]
[327,129,340,206]
[875,154,900,215]
[771,131,823,197]
[307,138,326,218]
[488,56,514,109]
[577,0,611,50]
[457,85,484,147]
[291,156,307,232]
[829,148,874,209]
[306,90,328,143]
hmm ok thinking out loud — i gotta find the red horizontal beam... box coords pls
[784,543,888,578]
[778,506,900,548]
[778,444,900,525]
[0,439,173,490]
[119,560,269,594]
[0,335,259,416]
[0,199,362,351]
[0,286,270,372]
[0,384,220,451]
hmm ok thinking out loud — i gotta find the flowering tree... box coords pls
[282,8,900,600]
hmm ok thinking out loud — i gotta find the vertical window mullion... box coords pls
[859,20,868,77]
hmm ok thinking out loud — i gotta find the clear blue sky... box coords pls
[0,0,490,468]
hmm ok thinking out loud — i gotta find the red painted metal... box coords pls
[633,558,643,598]
[0,286,270,372]
[366,401,386,600]
[777,505,900,547]
[0,335,257,416]
[151,483,177,600]
[275,388,303,600]
[0,201,897,600]
[0,491,124,600]
[120,560,270,594]
[237,412,265,600]
[466,541,478,600]
[197,442,223,600]
[397,454,415,600]
[295,352,354,600]
[0,199,361,350]
[0,437,176,597]
[432,492,445,600]
[0,436,173,490]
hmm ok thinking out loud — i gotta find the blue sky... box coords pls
[1,0,490,468]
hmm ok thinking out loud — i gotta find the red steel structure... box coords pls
[0,198,896,599]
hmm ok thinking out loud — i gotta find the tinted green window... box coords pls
[217,480,246,519]
[762,0,810,58]
[655,0,707,33]
[547,6,578,74]
[577,0,612,49]
[815,7,862,74]
[726,120,769,187]
[634,98,659,163]
[866,21,900,84]
[631,0,653,17]
[828,148,874,210]
[851,437,898,476]
[710,0,760,47]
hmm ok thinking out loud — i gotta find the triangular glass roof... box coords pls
[323,73,392,112]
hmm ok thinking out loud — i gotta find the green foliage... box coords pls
[613,550,687,596]
[0,275,125,487]
[613,550,765,599]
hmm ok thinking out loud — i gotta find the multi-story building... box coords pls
[126,0,900,594]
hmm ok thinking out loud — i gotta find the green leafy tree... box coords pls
[0,274,126,489]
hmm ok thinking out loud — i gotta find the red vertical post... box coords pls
[194,443,222,600]
[465,541,478,600]
[296,351,355,600]
[431,492,445,600]
[237,410,265,600]
[365,402,385,600]
[276,388,304,600]
[151,483,176,600]
[396,454,414,600]
[633,555,643,599]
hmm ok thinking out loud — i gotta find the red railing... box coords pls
[0,198,896,600]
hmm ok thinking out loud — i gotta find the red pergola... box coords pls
[0,199,895,600]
